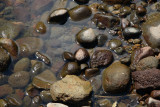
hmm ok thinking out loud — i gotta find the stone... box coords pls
[76,28,97,48]
[60,62,80,78]
[132,68,160,92]
[8,71,30,88]
[50,75,92,102]
[0,99,8,107]
[102,61,131,94]
[130,46,154,70]
[13,58,31,72]
[92,13,120,29]
[40,90,52,103]
[108,39,122,50]
[62,52,75,61]
[97,34,108,47]
[0,84,13,97]
[142,13,160,49]
[6,94,22,107]
[32,70,57,89]
[90,50,113,68]
[136,56,159,71]
[16,37,43,57]
[151,90,160,99]
[47,103,68,107]
[102,0,130,5]
[69,5,92,21]
[0,73,8,85]
[31,96,42,107]
[0,47,11,72]
[123,27,141,39]
[74,48,89,62]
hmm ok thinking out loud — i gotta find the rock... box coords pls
[136,6,147,16]
[6,94,22,107]
[114,47,124,55]
[97,34,108,47]
[8,71,30,88]
[74,48,89,62]
[62,51,75,61]
[0,84,13,97]
[92,13,120,29]
[16,37,43,57]
[90,50,113,68]
[0,38,18,58]
[47,103,68,107]
[123,27,141,39]
[101,0,130,4]
[35,51,51,65]
[151,90,160,99]
[0,19,22,39]
[47,8,69,24]
[60,62,80,78]
[30,61,45,79]
[50,75,92,102]
[26,84,39,98]
[76,28,97,48]
[35,21,46,34]
[108,39,122,50]
[32,70,57,89]
[102,61,131,94]
[0,73,8,85]
[121,18,130,29]
[130,46,154,70]
[74,0,89,4]
[69,5,92,21]
[0,47,11,72]
[120,6,131,16]
[85,68,99,79]
[132,68,160,92]
[0,99,8,107]
[146,97,160,107]
[31,96,42,107]
[97,99,112,107]
[40,90,52,103]
[80,63,89,71]
[14,58,31,72]
[142,13,160,49]
[23,96,32,107]
[136,56,159,71]
[89,75,101,93]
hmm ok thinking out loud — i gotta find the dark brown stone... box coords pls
[90,50,113,68]
[132,68,160,92]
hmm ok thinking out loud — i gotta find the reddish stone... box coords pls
[15,89,25,99]
[0,84,13,97]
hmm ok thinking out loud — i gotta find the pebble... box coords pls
[32,70,57,89]
[90,50,113,68]
[35,21,46,34]
[102,61,130,94]
[97,34,108,47]
[85,68,99,79]
[74,48,89,62]
[50,75,92,102]
[40,90,52,103]
[123,27,141,39]
[0,84,13,97]
[8,71,30,88]
[62,51,75,61]
[108,39,122,50]
[47,103,68,107]
[13,58,31,72]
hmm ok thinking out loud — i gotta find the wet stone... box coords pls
[74,48,89,62]
[136,56,159,71]
[26,84,39,98]
[92,13,120,29]
[101,0,130,5]
[90,50,113,68]
[31,96,42,107]
[13,58,31,72]
[23,96,32,107]
[85,68,99,79]
[48,8,69,24]
[47,103,68,107]
[62,51,75,61]
[132,68,160,92]
[123,27,141,39]
[69,5,92,21]
[6,94,22,107]
[151,90,160,100]
[40,90,52,103]
[0,99,8,107]
[97,34,108,47]
[0,47,11,72]
[0,84,13,98]
[0,73,8,85]
[35,21,46,34]
[60,62,80,78]
[120,6,131,16]
[8,71,30,88]
[97,99,112,107]
[76,28,97,48]
[32,70,57,89]
[114,47,124,55]
[74,0,89,4]
[50,75,92,102]
[142,13,160,49]
[80,63,89,72]
[89,75,101,93]
[136,6,147,16]
[108,39,122,50]
[16,37,44,57]
[102,61,131,94]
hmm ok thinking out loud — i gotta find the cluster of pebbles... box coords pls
[1,0,160,107]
